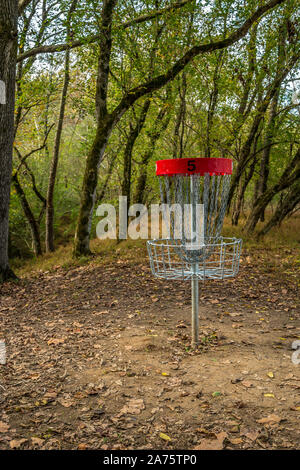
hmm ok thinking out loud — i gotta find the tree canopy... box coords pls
[0,0,299,274]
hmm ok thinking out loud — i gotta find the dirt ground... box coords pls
[0,243,299,450]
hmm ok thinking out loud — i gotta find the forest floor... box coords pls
[0,234,299,450]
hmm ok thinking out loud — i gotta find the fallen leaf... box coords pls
[244,431,259,441]
[267,372,274,378]
[0,421,9,433]
[119,399,145,415]
[47,338,65,345]
[31,437,45,446]
[159,432,172,442]
[78,443,87,450]
[9,439,27,449]
[230,425,240,433]
[229,437,243,445]
[57,398,74,408]
[257,414,281,425]
[44,391,57,399]
[194,432,227,450]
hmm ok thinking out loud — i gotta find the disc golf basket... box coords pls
[147,157,242,348]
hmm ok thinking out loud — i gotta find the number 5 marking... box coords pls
[187,160,196,172]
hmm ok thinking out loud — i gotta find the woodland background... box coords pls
[0,0,299,270]
[0,0,300,451]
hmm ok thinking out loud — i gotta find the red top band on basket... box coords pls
[156,158,232,176]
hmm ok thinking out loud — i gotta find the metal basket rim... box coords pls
[147,237,242,248]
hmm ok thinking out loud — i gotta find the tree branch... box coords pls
[110,0,287,123]
[14,147,47,205]
[18,0,34,16]
[17,0,193,62]
[14,123,54,172]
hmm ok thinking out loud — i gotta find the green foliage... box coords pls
[10,0,300,260]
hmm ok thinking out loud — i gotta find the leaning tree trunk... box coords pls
[227,23,299,212]
[0,0,18,282]
[97,156,116,204]
[257,180,300,237]
[12,173,42,256]
[232,158,257,225]
[73,117,115,256]
[232,136,259,226]
[257,24,284,222]
[244,147,300,234]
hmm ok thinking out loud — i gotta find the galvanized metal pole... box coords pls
[191,264,199,348]
[190,176,199,348]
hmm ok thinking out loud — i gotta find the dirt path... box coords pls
[0,244,299,450]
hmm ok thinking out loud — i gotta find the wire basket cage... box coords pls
[147,236,242,281]
[159,173,231,239]
[158,171,232,264]
[146,157,242,348]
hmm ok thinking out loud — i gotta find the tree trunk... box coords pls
[121,99,150,218]
[226,24,258,149]
[257,92,279,222]
[12,173,42,256]
[134,104,171,204]
[227,21,298,211]
[73,0,286,256]
[232,155,257,225]
[97,156,116,204]
[45,49,70,252]
[257,23,285,222]
[244,147,300,234]
[45,0,78,252]
[257,180,300,237]
[13,147,45,255]
[173,73,187,158]
[74,117,115,256]
[0,0,18,282]
[205,51,223,158]
[73,0,117,257]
